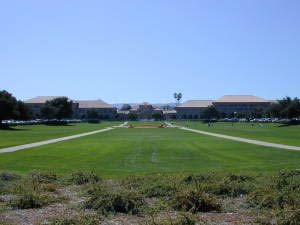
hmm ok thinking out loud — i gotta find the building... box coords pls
[127,103,162,120]
[176,95,272,119]
[25,96,117,119]
[176,100,213,119]
[163,110,177,120]
[213,95,271,117]
[75,100,117,120]
[25,96,78,118]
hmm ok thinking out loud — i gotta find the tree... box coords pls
[41,97,73,119]
[286,98,300,119]
[152,112,162,121]
[200,106,219,120]
[0,90,18,125]
[121,104,132,111]
[86,109,99,119]
[16,101,32,120]
[174,92,182,106]
[266,97,300,119]
[128,113,138,121]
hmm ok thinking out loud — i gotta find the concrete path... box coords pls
[0,125,120,154]
[180,127,300,151]
[165,122,300,151]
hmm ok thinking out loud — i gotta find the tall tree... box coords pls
[16,101,32,120]
[266,97,300,119]
[152,112,162,121]
[86,109,100,119]
[41,97,73,119]
[0,90,18,125]
[200,106,219,120]
[174,92,182,106]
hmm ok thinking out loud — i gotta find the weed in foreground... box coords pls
[84,185,145,215]
[172,189,221,213]
[146,212,196,225]
[71,171,100,185]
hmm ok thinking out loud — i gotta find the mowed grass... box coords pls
[0,122,120,148]
[174,121,300,146]
[0,127,299,176]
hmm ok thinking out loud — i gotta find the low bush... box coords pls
[71,171,100,185]
[277,209,300,225]
[29,171,58,183]
[142,181,177,198]
[10,191,49,209]
[172,189,221,213]
[0,172,21,181]
[248,170,300,210]
[86,119,100,123]
[84,186,145,215]
[212,174,254,197]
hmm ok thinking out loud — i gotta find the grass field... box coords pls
[0,122,119,148]
[174,121,300,146]
[0,127,299,176]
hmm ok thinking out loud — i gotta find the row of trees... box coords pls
[266,97,300,119]
[0,90,32,126]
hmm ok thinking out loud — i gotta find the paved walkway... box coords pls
[0,125,121,154]
[165,122,300,151]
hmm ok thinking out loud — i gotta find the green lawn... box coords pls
[0,122,120,148]
[174,121,300,146]
[0,127,299,176]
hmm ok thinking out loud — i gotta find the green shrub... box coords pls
[172,189,221,213]
[84,187,145,214]
[71,171,100,185]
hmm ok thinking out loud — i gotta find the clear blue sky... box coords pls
[1,0,299,103]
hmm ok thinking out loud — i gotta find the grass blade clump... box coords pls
[29,171,58,183]
[172,189,221,213]
[71,171,101,185]
[248,170,300,210]
[147,212,196,225]
[84,185,145,215]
